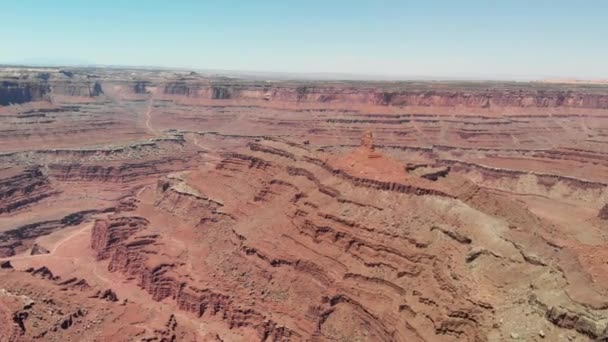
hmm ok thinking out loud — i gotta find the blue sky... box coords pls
[2,0,607,79]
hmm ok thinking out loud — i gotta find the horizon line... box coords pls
[2,61,607,84]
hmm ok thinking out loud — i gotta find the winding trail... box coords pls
[136,185,149,197]
[192,136,224,162]
[50,224,91,254]
[144,99,156,134]
[0,223,93,262]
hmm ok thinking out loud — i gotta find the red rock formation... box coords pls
[0,262,189,341]
[4,69,608,111]
[95,289,119,302]
[599,204,608,220]
[0,80,51,105]
[154,81,608,110]
[57,277,91,291]
[0,167,57,214]
[0,209,108,257]
[29,266,59,280]
[361,130,375,152]
[91,216,149,260]
[45,149,194,184]
[30,243,50,255]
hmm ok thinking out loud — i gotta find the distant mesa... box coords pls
[133,81,149,94]
[59,70,74,78]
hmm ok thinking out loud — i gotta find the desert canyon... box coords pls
[0,66,607,341]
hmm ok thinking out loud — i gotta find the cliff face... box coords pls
[0,71,103,105]
[133,81,149,94]
[91,216,149,260]
[157,83,608,109]
[386,90,608,108]
[163,83,230,99]
[0,209,106,257]
[92,211,294,341]
[163,82,196,96]
[0,167,57,214]
[0,81,51,105]
[51,80,103,97]
[48,158,187,183]
[3,67,608,110]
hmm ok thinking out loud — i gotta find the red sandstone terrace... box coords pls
[0,66,607,341]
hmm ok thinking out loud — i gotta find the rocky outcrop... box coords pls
[155,177,228,220]
[91,81,103,96]
[29,266,60,280]
[442,159,607,199]
[30,243,50,255]
[176,285,296,341]
[361,131,376,152]
[163,82,197,96]
[141,314,180,342]
[163,83,232,100]
[0,71,103,105]
[48,158,188,183]
[133,81,149,94]
[545,306,608,340]
[0,134,187,167]
[91,216,149,260]
[57,277,91,291]
[94,289,119,302]
[0,209,109,257]
[0,167,57,214]
[46,79,103,97]
[407,164,451,181]
[211,86,231,99]
[4,68,608,110]
[300,158,453,198]
[0,80,51,105]
[155,81,608,110]
[0,263,154,341]
[216,153,271,171]
[599,204,608,220]
[385,89,608,109]
[93,213,298,341]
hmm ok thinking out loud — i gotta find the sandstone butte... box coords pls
[0,67,607,341]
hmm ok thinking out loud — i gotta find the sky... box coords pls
[2,0,608,79]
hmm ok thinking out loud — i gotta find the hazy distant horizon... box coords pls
[2,0,607,80]
[4,61,604,83]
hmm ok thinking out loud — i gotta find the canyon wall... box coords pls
[3,68,608,111]
[0,80,51,105]
[0,167,57,214]
[157,82,608,109]
[0,72,102,105]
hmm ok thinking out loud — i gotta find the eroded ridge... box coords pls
[81,136,608,341]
